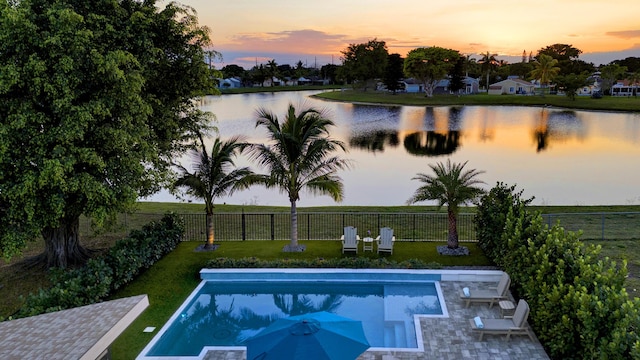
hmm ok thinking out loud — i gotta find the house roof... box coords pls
[0,295,148,360]
[490,78,535,87]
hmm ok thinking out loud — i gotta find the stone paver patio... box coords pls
[201,280,549,360]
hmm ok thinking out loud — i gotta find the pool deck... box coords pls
[200,278,550,360]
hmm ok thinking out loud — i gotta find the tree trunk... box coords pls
[41,216,90,269]
[290,200,298,249]
[485,72,489,91]
[204,212,215,249]
[447,208,459,249]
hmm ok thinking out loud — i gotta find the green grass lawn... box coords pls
[314,90,640,112]
[109,239,490,359]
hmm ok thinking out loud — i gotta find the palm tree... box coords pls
[173,134,254,250]
[406,160,485,249]
[479,52,497,90]
[267,59,279,86]
[248,103,350,252]
[530,54,560,93]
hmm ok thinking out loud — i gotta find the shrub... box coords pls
[476,186,640,359]
[13,213,184,319]
[205,256,442,270]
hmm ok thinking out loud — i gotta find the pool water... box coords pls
[145,279,445,357]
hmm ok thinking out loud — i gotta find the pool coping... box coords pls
[137,269,505,360]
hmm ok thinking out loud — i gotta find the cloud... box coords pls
[222,29,351,55]
[606,30,640,39]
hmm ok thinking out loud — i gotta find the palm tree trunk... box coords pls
[204,212,215,249]
[290,200,298,249]
[485,72,490,91]
[447,208,459,249]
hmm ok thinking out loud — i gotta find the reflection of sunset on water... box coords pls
[149,91,640,206]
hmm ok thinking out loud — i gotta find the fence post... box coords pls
[601,213,605,241]
[307,214,310,240]
[241,209,246,241]
[412,214,416,241]
[271,214,275,241]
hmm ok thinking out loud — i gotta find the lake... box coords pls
[146,90,640,206]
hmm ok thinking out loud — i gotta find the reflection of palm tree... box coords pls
[273,293,344,316]
[533,109,549,152]
[173,295,274,351]
[349,130,399,153]
[533,110,583,152]
[403,131,461,156]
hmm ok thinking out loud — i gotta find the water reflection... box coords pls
[349,130,399,153]
[533,109,586,152]
[403,131,462,156]
[146,91,640,206]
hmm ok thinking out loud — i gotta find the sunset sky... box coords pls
[176,0,640,69]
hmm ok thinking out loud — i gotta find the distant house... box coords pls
[611,80,638,96]
[488,78,535,95]
[433,77,480,95]
[575,72,602,96]
[402,78,423,93]
[218,77,242,89]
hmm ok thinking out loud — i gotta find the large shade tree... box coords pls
[248,104,350,252]
[340,39,388,91]
[407,160,485,249]
[404,46,460,97]
[173,134,255,250]
[0,0,215,268]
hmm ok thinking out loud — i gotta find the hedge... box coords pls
[476,183,640,359]
[11,213,184,319]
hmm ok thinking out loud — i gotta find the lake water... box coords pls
[146,90,640,206]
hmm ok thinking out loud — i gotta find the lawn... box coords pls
[108,239,490,359]
[314,90,640,112]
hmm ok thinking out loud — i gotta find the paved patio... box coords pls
[201,280,549,360]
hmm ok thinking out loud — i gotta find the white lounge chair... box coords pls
[341,226,359,254]
[460,273,511,308]
[469,299,534,341]
[376,227,394,255]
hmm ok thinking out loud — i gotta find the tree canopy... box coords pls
[340,39,388,91]
[0,0,215,267]
[383,53,404,94]
[404,46,460,97]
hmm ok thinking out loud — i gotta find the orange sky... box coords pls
[175,0,640,68]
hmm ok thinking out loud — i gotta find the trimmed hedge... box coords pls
[206,257,444,269]
[12,213,184,319]
[476,183,640,359]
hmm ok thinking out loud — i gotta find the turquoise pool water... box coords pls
[139,270,448,359]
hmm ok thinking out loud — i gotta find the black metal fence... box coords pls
[179,212,477,242]
[80,212,640,243]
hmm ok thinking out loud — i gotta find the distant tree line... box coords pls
[220,41,640,99]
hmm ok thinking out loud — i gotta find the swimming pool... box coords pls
[137,269,451,359]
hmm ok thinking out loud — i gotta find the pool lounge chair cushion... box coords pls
[460,273,510,308]
[469,299,534,341]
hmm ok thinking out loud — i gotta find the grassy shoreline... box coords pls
[313,89,640,112]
